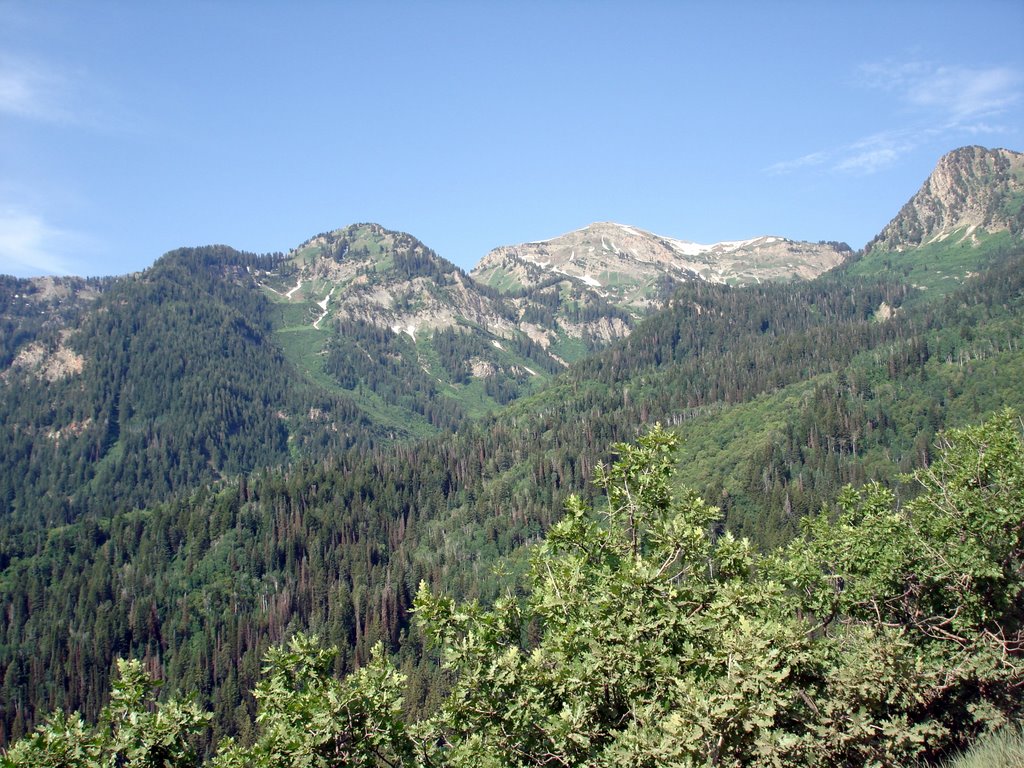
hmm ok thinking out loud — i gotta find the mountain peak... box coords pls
[866,146,1024,253]
[261,223,488,336]
[291,223,454,273]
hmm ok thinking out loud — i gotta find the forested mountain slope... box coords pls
[0,217,851,533]
[5,412,1023,768]
[0,247,370,531]
[1,235,1020,747]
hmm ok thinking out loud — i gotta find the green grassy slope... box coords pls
[845,229,1021,300]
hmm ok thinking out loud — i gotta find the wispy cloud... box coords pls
[831,128,927,175]
[861,61,1022,121]
[0,55,71,122]
[835,147,899,175]
[0,208,95,277]
[764,151,829,175]
[768,61,1022,177]
[0,53,133,131]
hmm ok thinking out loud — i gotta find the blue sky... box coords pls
[1,1,1022,278]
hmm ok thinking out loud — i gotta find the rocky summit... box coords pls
[471,221,850,311]
[867,145,1024,253]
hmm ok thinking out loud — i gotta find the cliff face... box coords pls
[866,146,1024,253]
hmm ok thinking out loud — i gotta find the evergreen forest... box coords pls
[4,414,1023,766]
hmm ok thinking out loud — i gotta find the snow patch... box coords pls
[715,236,765,252]
[390,323,417,341]
[316,288,335,311]
[581,274,602,287]
[613,223,644,237]
[312,286,336,329]
[491,339,504,351]
[285,279,302,299]
[663,234,780,257]
[663,236,713,257]
[957,224,979,244]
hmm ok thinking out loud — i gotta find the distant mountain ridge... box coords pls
[274,223,635,348]
[0,144,1019,518]
[3,145,1020,456]
[262,220,851,424]
[471,221,851,310]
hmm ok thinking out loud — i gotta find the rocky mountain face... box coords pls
[0,275,105,377]
[471,221,850,311]
[253,224,635,436]
[866,146,1024,253]
[266,224,518,339]
[261,224,635,381]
